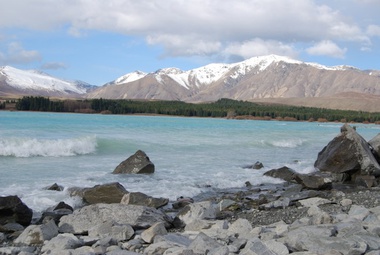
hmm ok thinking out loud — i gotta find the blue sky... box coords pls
[1,0,380,86]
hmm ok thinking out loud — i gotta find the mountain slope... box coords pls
[87,55,380,106]
[0,66,96,98]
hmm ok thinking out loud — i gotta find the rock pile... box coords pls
[2,186,380,254]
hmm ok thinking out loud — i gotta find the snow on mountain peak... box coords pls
[114,70,147,85]
[108,54,363,90]
[0,66,87,94]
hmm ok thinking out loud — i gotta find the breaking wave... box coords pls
[267,138,305,148]
[0,136,97,157]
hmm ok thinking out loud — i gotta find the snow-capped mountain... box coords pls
[0,66,96,97]
[87,54,380,102]
[2,54,380,111]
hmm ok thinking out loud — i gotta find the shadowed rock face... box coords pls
[0,196,33,226]
[314,124,380,181]
[113,150,155,174]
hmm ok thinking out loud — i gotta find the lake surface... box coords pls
[1,111,379,214]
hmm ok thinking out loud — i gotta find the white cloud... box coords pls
[306,40,347,58]
[0,0,375,61]
[367,25,380,37]
[41,62,68,70]
[0,42,41,65]
[223,38,298,60]
[147,34,222,57]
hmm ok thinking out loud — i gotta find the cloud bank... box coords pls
[0,0,378,62]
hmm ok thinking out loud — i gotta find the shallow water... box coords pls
[1,111,379,213]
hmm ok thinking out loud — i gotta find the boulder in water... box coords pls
[314,124,380,182]
[113,150,155,174]
[69,182,128,204]
[264,166,297,183]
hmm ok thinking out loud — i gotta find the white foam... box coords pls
[270,139,304,148]
[0,136,97,157]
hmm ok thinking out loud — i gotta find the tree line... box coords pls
[7,96,380,123]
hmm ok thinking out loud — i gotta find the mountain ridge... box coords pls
[87,55,380,104]
[1,55,380,112]
[0,66,96,98]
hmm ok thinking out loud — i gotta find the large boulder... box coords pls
[58,204,171,234]
[113,150,155,174]
[369,133,380,161]
[0,196,33,226]
[314,124,380,181]
[70,182,128,204]
[14,219,58,245]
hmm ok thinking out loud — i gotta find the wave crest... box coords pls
[268,139,304,148]
[0,136,97,157]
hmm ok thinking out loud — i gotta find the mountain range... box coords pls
[2,55,380,112]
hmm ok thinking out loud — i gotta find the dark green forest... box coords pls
[6,96,380,123]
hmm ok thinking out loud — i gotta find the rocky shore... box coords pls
[2,123,380,255]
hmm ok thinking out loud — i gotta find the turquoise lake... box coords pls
[1,111,379,214]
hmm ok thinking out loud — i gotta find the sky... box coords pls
[0,0,380,86]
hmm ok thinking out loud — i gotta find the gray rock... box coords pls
[0,246,36,255]
[283,224,367,255]
[348,205,370,221]
[207,246,229,255]
[1,222,25,232]
[355,175,376,188]
[264,166,297,182]
[335,221,380,251]
[40,201,73,224]
[188,232,222,254]
[174,201,216,228]
[71,246,96,255]
[228,218,253,238]
[298,197,332,207]
[340,198,353,207]
[260,197,291,210]
[294,172,333,190]
[106,249,141,255]
[307,206,332,225]
[315,123,380,178]
[184,219,213,231]
[14,220,58,245]
[120,192,168,209]
[88,221,134,241]
[153,233,192,247]
[59,204,171,234]
[45,183,64,191]
[0,195,33,226]
[113,150,155,174]
[244,161,264,170]
[240,238,289,255]
[172,197,194,209]
[369,133,380,161]
[41,233,84,254]
[70,182,129,204]
[141,222,167,243]
[144,241,174,255]
[218,199,237,211]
